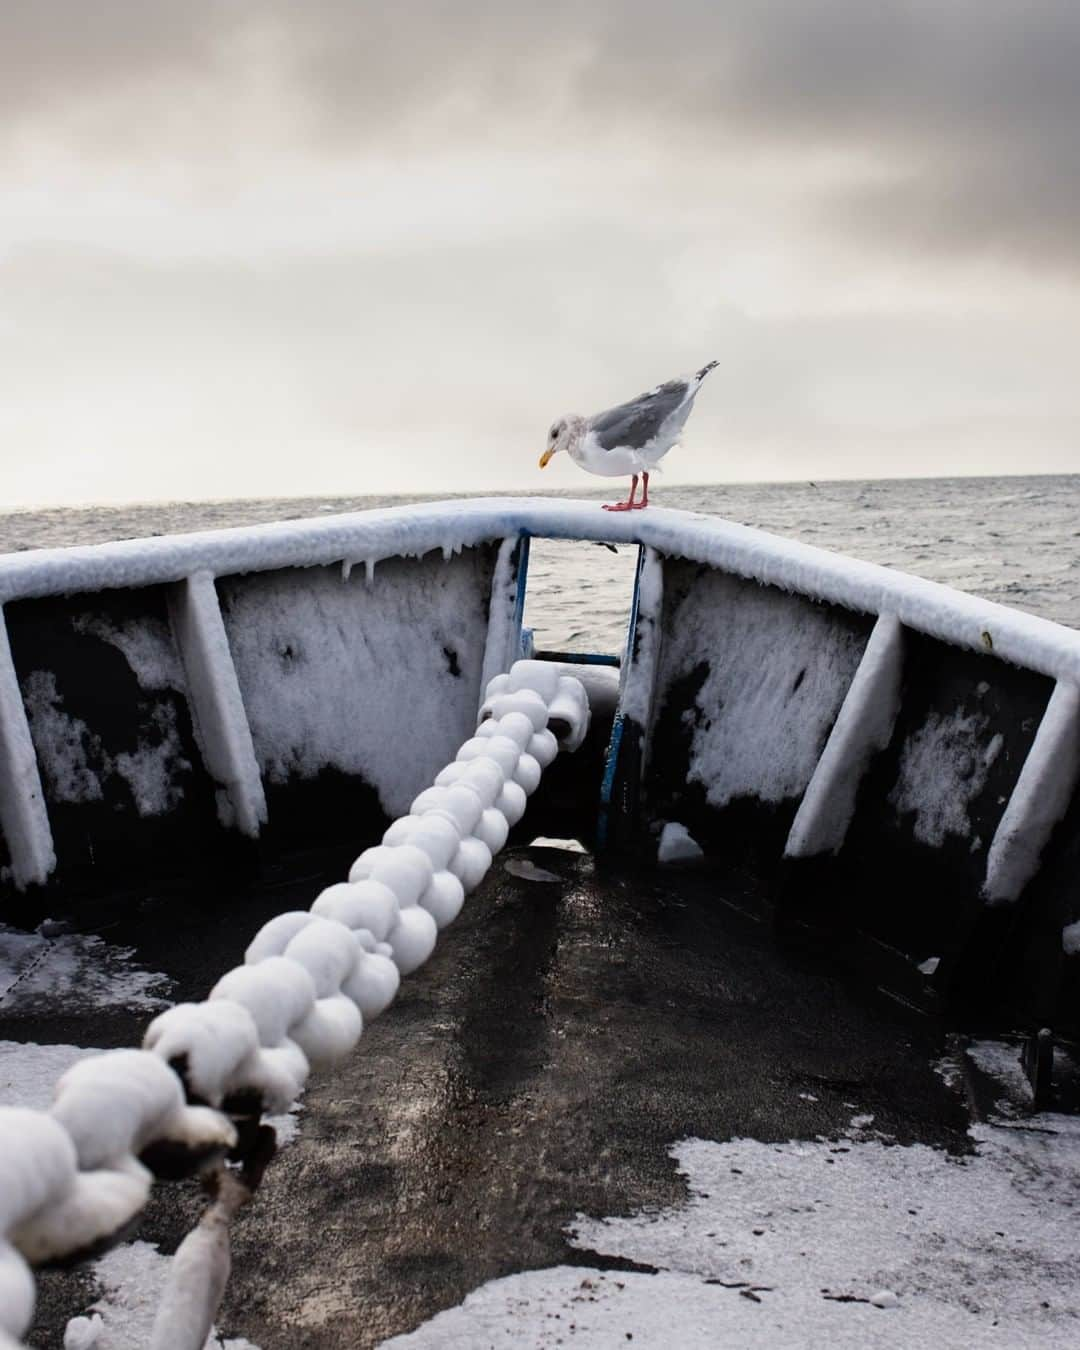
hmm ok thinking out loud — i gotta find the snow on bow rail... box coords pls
[3,497,1080,680]
[0,660,590,1350]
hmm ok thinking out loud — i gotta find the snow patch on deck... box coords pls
[0,925,171,1013]
[63,1241,259,1350]
[657,822,704,864]
[386,1115,1080,1348]
[0,1039,97,1108]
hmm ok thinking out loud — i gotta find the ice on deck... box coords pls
[387,1111,1080,1349]
[1,925,170,1017]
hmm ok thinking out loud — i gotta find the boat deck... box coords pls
[8,847,974,1348]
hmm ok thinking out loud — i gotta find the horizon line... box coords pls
[2,467,1076,516]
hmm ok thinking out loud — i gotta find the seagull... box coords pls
[538,360,718,511]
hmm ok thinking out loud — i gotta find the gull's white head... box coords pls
[538,414,584,468]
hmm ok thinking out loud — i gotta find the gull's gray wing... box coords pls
[589,379,689,452]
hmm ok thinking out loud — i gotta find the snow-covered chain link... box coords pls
[0,1061,237,1350]
[0,661,588,1349]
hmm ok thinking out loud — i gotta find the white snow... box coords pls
[218,551,491,818]
[385,1113,1080,1349]
[71,614,186,695]
[20,671,103,805]
[0,926,170,1015]
[966,1039,1033,1112]
[983,680,1080,904]
[50,1050,235,1178]
[20,671,191,818]
[63,1313,104,1348]
[0,1040,97,1109]
[0,926,44,999]
[502,858,561,883]
[529,837,587,852]
[785,613,904,858]
[166,572,267,837]
[478,536,525,706]
[551,664,620,720]
[616,546,664,730]
[266,1100,303,1147]
[0,1038,302,1146]
[64,1241,258,1350]
[1063,920,1080,956]
[656,570,868,810]
[0,614,55,888]
[888,708,1003,847]
[657,822,704,865]
[112,709,190,817]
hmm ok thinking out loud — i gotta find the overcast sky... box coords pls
[2,0,1079,506]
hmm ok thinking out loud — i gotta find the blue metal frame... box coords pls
[532,650,620,667]
[596,544,646,849]
[517,533,623,668]
[513,533,532,661]
[508,531,640,849]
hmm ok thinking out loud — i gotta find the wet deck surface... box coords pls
[12,848,972,1348]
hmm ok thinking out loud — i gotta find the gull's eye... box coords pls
[550,426,559,440]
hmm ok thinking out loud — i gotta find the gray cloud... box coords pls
[4,2,1079,268]
[0,2,234,119]
[3,2,1080,506]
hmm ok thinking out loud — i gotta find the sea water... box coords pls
[2,476,1078,653]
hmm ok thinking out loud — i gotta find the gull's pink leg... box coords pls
[632,472,650,510]
[603,474,638,512]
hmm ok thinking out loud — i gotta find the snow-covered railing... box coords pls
[4,498,1080,684]
[0,660,589,1350]
[7,498,1080,902]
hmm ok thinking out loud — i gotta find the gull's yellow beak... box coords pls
[538,448,555,468]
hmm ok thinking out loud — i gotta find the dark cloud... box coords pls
[4,2,1079,268]
[0,2,238,118]
[701,2,1080,270]
[3,2,1080,278]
